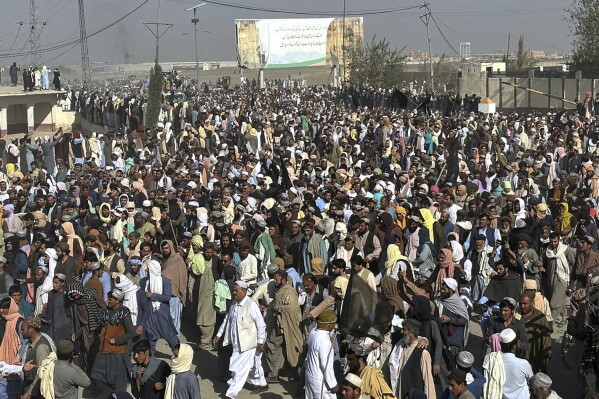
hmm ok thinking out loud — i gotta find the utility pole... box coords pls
[420,2,434,92]
[29,0,46,66]
[144,0,172,65]
[78,0,91,88]
[342,0,346,85]
[185,3,207,89]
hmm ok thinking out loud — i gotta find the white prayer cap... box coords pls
[235,280,248,289]
[442,278,458,291]
[90,262,102,271]
[267,263,280,274]
[499,328,517,344]
[456,351,474,368]
[502,297,517,308]
[530,372,552,389]
[391,315,403,328]
[110,289,125,301]
[344,373,362,389]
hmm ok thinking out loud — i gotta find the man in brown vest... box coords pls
[90,290,135,392]
[102,239,125,283]
[21,317,52,399]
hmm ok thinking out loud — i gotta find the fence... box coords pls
[458,70,596,111]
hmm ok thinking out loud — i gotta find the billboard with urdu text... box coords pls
[235,17,364,69]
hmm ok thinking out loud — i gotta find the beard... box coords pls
[400,335,411,347]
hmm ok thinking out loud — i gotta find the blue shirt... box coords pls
[81,271,112,302]
[286,267,301,291]
[315,198,326,212]
[19,299,33,318]
[438,367,485,399]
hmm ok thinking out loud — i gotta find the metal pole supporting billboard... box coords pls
[342,0,346,85]
[185,3,207,88]
[156,0,161,64]
[420,2,434,92]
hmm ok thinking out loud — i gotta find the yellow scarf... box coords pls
[557,202,573,233]
[187,235,205,275]
[39,352,58,399]
[385,244,410,270]
[419,208,436,243]
[360,366,396,399]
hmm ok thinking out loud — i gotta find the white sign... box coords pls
[236,18,363,69]
[255,18,333,68]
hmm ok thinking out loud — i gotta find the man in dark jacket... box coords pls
[438,351,485,399]
[9,63,19,86]
[488,297,529,354]
[131,339,171,399]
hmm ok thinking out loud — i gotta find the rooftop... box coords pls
[0,86,64,97]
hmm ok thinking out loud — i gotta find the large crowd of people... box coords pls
[0,67,596,399]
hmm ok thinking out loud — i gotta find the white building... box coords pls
[459,42,471,60]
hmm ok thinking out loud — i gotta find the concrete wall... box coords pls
[3,106,76,135]
[459,72,599,111]
[79,117,111,136]
[0,91,65,136]
[54,107,78,131]
[458,71,487,97]
[34,102,52,129]
[6,104,27,134]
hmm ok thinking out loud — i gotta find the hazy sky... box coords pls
[0,0,572,66]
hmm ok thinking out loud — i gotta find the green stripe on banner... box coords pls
[266,57,327,69]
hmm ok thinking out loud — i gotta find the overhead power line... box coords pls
[0,0,150,58]
[0,22,23,63]
[15,29,33,62]
[45,0,76,21]
[429,12,476,65]
[40,42,79,65]
[199,0,422,16]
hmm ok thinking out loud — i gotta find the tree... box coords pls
[348,36,406,89]
[433,54,458,92]
[566,0,599,75]
[145,62,163,129]
[516,35,533,69]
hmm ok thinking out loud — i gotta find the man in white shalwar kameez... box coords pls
[214,281,268,398]
[305,310,339,399]
[34,265,53,316]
